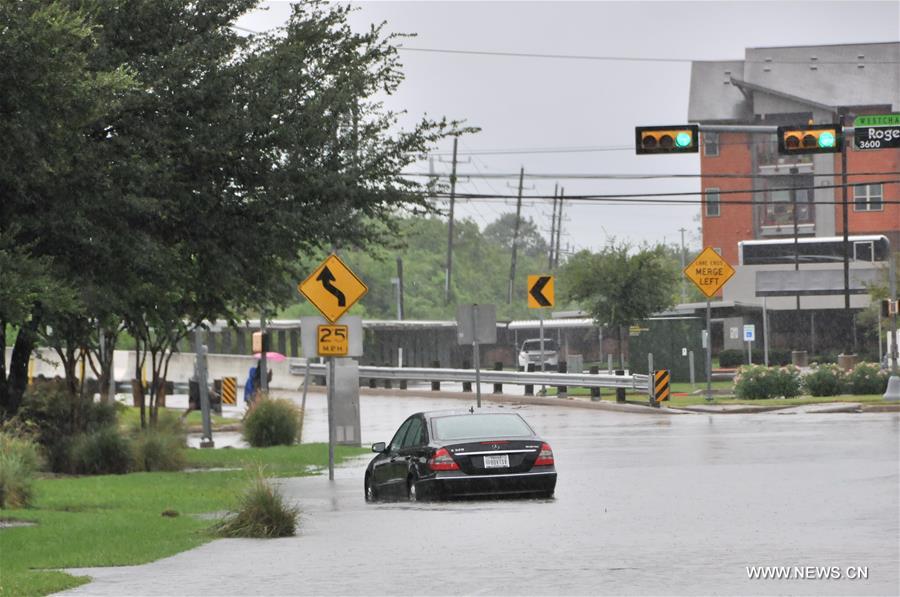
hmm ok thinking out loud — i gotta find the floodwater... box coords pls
[65,393,899,596]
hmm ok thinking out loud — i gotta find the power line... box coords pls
[398,46,900,65]
[403,171,900,180]
[422,178,900,203]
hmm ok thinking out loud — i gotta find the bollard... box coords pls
[557,361,567,398]
[525,363,535,396]
[462,360,472,393]
[615,369,626,403]
[368,376,377,389]
[399,379,407,390]
[431,360,441,391]
[383,364,392,389]
[590,366,601,401]
[493,362,503,394]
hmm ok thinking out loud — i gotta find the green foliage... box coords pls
[69,426,133,475]
[719,349,791,368]
[13,380,118,472]
[734,365,802,399]
[803,364,846,397]
[846,362,888,395]
[0,431,44,508]
[131,429,187,473]
[559,242,678,328]
[242,396,301,448]
[213,470,300,538]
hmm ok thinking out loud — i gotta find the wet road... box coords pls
[66,393,899,596]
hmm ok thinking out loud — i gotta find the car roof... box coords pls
[419,408,526,420]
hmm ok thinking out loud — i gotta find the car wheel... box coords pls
[364,474,376,502]
[407,477,418,502]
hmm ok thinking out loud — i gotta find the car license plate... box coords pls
[483,454,509,468]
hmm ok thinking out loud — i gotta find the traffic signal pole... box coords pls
[839,115,854,354]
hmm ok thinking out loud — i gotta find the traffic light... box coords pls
[777,124,843,154]
[635,125,699,154]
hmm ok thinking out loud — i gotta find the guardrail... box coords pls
[289,362,650,392]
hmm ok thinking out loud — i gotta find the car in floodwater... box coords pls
[364,409,557,501]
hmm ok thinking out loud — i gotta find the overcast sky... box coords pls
[237,1,900,254]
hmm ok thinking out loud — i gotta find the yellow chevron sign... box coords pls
[654,369,671,404]
[221,376,237,405]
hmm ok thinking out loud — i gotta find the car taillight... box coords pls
[534,442,554,466]
[428,447,459,471]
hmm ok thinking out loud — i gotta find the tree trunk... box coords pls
[5,322,38,415]
[0,318,8,413]
[618,325,626,369]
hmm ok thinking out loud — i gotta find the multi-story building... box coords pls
[687,42,899,354]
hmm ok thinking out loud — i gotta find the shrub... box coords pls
[14,380,118,472]
[803,364,846,397]
[242,396,300,448]
[847,362,888,395]
[0,431,44,508]
[718,350,745,368]
[734,365,802,399]
[213,471,299,538]
[132,430,186,472]
[719,349,791,368]
[69,426,133,475]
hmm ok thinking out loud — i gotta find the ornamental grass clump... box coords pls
[803,363,846,397]
[734,364,802,399]
[129,410,187,472]
[0,430,44,508]
[213,470,299,538]
[69,426,133,475]
[242,395,301,447]
[847,362,889,395]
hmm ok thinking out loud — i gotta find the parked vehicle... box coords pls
[364,410,557,501]
[517,338,559,370]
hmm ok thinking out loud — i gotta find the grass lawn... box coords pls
[117,406,235,429]
[0,443,367,596]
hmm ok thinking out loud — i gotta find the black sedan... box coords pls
[364,409,557,501]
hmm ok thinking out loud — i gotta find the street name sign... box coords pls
[684,247,736,298]
[853,114,900,150]
[298,254,368,323]
[527,275,554,308]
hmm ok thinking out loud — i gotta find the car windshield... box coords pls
[432,414,534,440]
[522,340,558,351]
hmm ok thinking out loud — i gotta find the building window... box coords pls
[854,183,883,211]
[705,188,721,217]
[762,176,813,227]
[703,132,719,156]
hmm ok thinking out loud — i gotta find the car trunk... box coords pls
[444,439,542,474]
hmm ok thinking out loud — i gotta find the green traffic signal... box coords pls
[675,132,692,147]
[818,131,836,148]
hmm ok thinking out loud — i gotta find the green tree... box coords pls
[559,243,677,366]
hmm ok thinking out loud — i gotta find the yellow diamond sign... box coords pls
[298,254,368,323]
[684,247,735,298]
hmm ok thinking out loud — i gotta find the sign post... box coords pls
[456,304,497,408]
[744,324,756,365]
[298,255,368,480]
[528,275,555,393]
[684,248,736,402]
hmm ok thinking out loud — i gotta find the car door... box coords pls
[373,417,413,494]
[396,416,427,481]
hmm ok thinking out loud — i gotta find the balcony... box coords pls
[755,141,813,174]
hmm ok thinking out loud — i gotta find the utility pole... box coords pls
[553,187,565,269]
[791,166,800,317]
[444,137,459,304]
[839,113,854,354]
[507,167,532,304]
[678,227,687,304]
[548,183,558,270]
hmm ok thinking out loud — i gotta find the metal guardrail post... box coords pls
[493,362,503,394]
[616,369,626,403]
[383,364,392,389]
[590,366,600,401]
[431,360,441,391]
[462,359,472,392]
[525,363,535,395]
[557,361,567,398]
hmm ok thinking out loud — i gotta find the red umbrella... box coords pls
[253,351,287,362]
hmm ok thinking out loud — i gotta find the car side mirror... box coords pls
[372,442,386,453]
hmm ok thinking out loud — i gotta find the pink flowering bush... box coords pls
[803,363,846,397]
[734,364,802,399]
